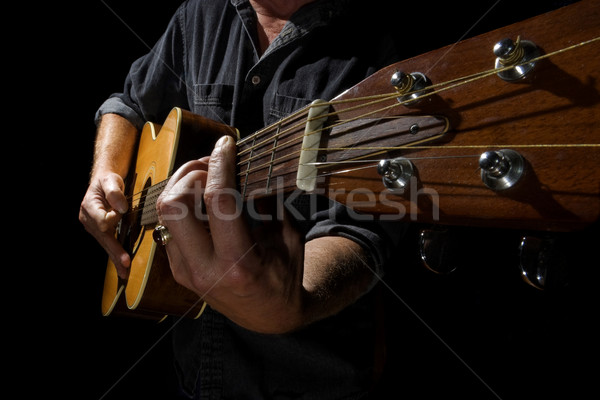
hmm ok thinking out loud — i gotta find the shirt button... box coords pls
[251,75,261,85]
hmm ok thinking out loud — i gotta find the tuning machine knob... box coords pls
[390,71,431,105]
[419,228,459,274]
[519,236,569,290]
[479,149,525,191]
[494,36,541,81]
[377,157,415,190]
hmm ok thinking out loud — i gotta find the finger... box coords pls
[80,204,131,278]
[158,159,209,223]
[79,184,124,247]
[160,159,209,198]
[104,236,132,279]
[80,185,120,234]
[160,229,190,288]
[157,164,215,287]
[204,136,255,259]
[102,173,128,214]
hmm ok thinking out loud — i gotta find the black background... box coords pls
[17,1,597,399]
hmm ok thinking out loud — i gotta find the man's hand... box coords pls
[157,136,308,333]
[79,113,139,279]
[79,171,131,278]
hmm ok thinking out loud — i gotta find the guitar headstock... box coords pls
[317,0,600,232]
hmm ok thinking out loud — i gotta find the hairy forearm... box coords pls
[91,113,139,180]
[302,236,376,324]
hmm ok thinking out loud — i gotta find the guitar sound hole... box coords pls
[119,178,152,259]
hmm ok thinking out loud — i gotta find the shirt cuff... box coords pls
[94,97,146,130]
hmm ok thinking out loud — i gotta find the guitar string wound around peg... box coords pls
[390,71,431,105]
[377,157,415,191]
[493,36,541,81]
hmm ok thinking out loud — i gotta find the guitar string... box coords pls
[236,62,600,189]
[312,143,600,152]
[238,142,600,193]
[235,36,600,173]
[234,40,516,162]
[123,36,600,214]
[124,140,600,220]
[297,155,480,181]
[238,36,600,159]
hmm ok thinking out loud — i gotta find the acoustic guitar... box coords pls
[101,0,600,319]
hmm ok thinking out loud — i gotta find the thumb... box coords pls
[102,172,129,214]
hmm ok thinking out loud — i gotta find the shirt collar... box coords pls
[263,0,353,55]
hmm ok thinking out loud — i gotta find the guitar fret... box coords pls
[241,136,256,199]
[265,123,281,193]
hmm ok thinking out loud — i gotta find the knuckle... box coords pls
[78,205,88,224]
[203,187,241,217]
[157,193,191,221]
[104,185,123,201]
[189,272,210,294]
[182,159,208,172]
[171,262,209,295]
[220,262,259,296]
[171,268,190,288]
[97,217,116,234]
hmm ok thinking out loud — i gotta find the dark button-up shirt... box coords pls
[96,0,399,136]
[96,0,403,398]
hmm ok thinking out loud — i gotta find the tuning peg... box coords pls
[377,157,415,190]
[518,236,569,290]
[418,228,459,274]
[493,36,541,81]
[479,149,525,191]
[390,70,431,105]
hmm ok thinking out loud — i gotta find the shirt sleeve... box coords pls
[94,3,190,130]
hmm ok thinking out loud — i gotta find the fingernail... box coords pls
[216,135,230,149]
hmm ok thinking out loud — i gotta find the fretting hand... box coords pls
[156,135,309,333]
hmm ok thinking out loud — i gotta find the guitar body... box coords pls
[101,108,237,318]
[325,0,600,231]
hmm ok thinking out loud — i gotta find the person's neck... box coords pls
[250,0,317,54]
[250,0,317,20]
